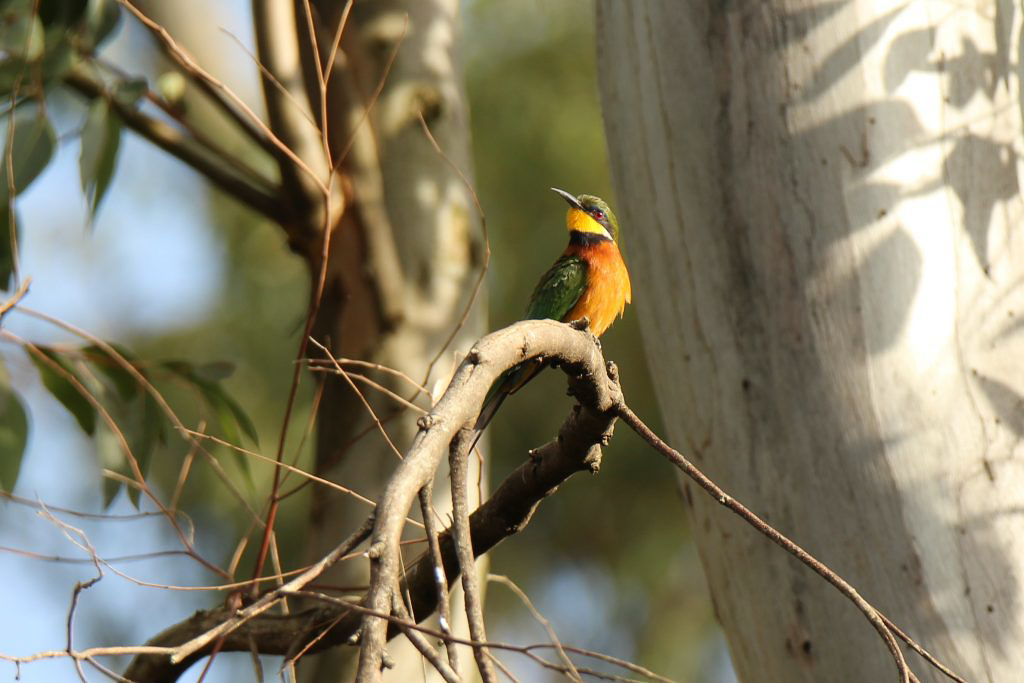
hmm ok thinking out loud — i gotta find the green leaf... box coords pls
[205,380,257,443]
[80,0,120,50]
[0,57,29,98]
[0,377,28,492]
[38,38,73,82]
[162,360,257,478]
[121,394,162,509]
[113,77,147,108]
[1,108,57,202]
[0,11,45,60]
[96,424,126,508]
[0,203,17,289]
[101,476,120,507]
[79,97,121,215]
[195,361,235,382]
[96,383,162,511]
[162,360,258,442]
[30,347,96,435]
[81,343,137,400]
[37,0,88,30]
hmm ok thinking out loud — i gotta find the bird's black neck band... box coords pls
[569,231,611,247]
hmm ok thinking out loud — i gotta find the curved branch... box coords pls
[123,320,619,683]
[121,318,965,683]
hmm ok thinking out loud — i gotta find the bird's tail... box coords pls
[468,359,545,452]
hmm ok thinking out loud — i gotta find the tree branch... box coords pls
[121,320,966,683]
[63,70,283,222]
[123,320,619,683]
[115,0,279,158]
[614,406,966,683]
[252,0,334,244]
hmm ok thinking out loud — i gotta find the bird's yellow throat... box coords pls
[567,207,611,239]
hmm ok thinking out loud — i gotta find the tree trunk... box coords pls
[597,3,1024,682]
[293,2,486,681]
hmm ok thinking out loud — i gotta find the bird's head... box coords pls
[551,188,620,243]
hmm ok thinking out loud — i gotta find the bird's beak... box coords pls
[550,187,583,210]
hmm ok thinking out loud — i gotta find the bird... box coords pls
[473,187,632,436]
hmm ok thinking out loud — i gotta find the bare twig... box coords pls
[353,320,619,681]
[390,588,459,683]
[9,333,228,579]
[449,430,497,682]
[418,483,458,672]
[124,321,618,683]
[115,0,315,173]
[251,0,332,240]
[615,405,964,683]
[488,575,582,683]
[115,321,966,683]
[0,276,30,319]
[167,515,375,666]
[416,112,490,385]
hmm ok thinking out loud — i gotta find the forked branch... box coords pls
[123,320,965,683]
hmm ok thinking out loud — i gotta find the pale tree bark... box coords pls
[290,2,486,681]
[597,2,1024,682]
[129,2,483,680]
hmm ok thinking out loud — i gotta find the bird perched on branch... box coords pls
[474,188,632,434]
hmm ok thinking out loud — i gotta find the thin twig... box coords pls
[391,587,459,683]
[419,483,458,672]
[416,113,490,387]
[449,432,497,682]
[310,336,405,459]
[615,405,955,683]
[115,0,312,169]
[488,575,582,683]
[169,514,375,665]
[0,275,30,319]
[10,333,228,579]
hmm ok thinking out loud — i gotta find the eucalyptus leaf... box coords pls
[30,347,96,435]
[79,97,121,215]
[0,378,28,492]
[0,58,28,98]
[0,203,17,289]
[81,343,137,400]
[162,359,257,478]
[96,424,128,508]
[1,108,57,202]
[113,78,147,108]
[81,0,120,49]
[0,12,44,60]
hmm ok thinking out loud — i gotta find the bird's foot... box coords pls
[569,316,591,331]
[528,447,543,468]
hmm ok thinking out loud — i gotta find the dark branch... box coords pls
[63,69,283,223]
[122,319,966,683]
[123,320,619,683]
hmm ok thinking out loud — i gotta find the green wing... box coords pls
[472,255,587,434]
[525,254,587,321]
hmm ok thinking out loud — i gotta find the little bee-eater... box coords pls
[474,187,632,433]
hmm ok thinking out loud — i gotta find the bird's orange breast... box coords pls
[564,241,631,337]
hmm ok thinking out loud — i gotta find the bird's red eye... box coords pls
[592,210,605,221]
